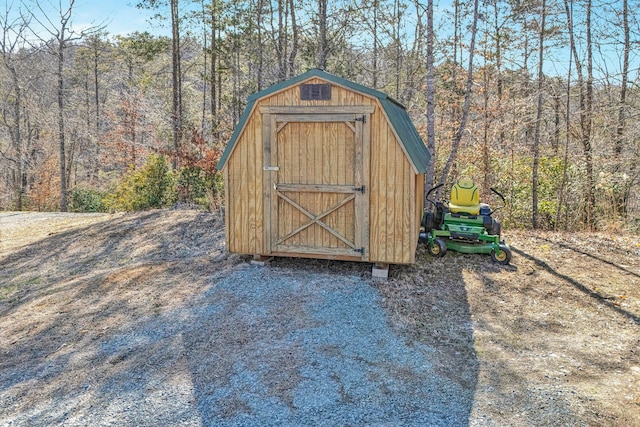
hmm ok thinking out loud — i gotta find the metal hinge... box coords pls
[354,185,366,194]
[355,115,366,123]
[355,247,365,255]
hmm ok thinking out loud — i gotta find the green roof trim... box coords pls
[217,69,430,173]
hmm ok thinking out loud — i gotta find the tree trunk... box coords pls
[93,43,100,136]
[556,51,572,231]
[584,0,595,229]
[615,0,628,158]
[372,0,379,88]
[481,9,491,197]
[318,0,328,69]
[424,0,436,195]
[274,0,286,80]
[92,37,102,180]
[532,0,547,229]
[287,0,298,77]
[201,0,208,129]
[58,39,67,211]
[393,0,401,98]
[171,0,183,168]
[437,0,479,190]
[564,0,594,230]
[494,0,504,148]
[256,0,264,90]
[210,1,218,136]
[552,93,560,154]
[13,69,24,210]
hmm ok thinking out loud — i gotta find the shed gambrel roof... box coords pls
[217,69,430,173]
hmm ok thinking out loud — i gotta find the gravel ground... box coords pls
[185,266,471,426]
[1,210,638,426]
[0,211,471,426]
[1,264,471,426]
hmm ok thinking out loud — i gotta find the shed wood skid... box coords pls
[218,69,430,265]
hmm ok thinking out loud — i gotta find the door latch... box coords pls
[354,185,366,194]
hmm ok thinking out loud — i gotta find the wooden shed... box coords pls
[217,69,430,266]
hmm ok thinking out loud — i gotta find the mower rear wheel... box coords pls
[428,238,447,257]
[491,244,512,264]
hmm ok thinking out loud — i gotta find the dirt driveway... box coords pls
[0,210,639,426]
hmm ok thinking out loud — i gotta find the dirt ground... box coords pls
[0,209,639,426]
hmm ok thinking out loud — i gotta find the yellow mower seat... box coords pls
[449,178,480,215]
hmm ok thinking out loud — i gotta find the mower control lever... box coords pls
[490,187,506,203]
[426,184,444,200]
[425,184,443,207]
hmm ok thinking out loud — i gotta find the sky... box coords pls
[9,0,172,38]
[72,0,163,35]
[8,0,636,81]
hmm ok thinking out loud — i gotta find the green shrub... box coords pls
[105,154,175,211]
[171,129,225,211]
[176,166,208,205]
[493,156,566,230]
[175,165,224,209]
[69,188,108,212]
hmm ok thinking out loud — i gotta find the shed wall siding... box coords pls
[226,110,264,254]
[413,173,425,262]
[369,110,416,264]
[225,77,421,264]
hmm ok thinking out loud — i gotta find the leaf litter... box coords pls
[0,210,638,425]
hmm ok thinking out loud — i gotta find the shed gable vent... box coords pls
[300,83,332,100]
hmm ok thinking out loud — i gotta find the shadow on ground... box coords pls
[461,232,640,425]
[0,211,230,425]
[7,214,635,425]
[183,257,479,425]
[1,211,479,426]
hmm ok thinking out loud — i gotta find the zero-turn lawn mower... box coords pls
[421,177,512,264]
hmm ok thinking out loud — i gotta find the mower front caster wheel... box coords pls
[491,245,512,265]
[428,238,447,257]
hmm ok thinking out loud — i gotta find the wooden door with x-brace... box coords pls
[261,106,373,260]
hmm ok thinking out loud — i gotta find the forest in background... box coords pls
[0,0,638,231]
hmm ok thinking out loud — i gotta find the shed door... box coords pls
[261,107,372,260]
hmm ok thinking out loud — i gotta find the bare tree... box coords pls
[392,0,402,98]
[437,0,480,190]
[271,0,294,81]
[555,51,573,230]
[563,0,595,229]
[532,0,547,229]
[615,0,629,159]
[584,0,595,230]
[373,0,380,88]
[424,0,435,193]
[492,0,505,149]
[209,0,223,137]
[136,0,183,164]
[0,3,30,210]
[317,0,328,70]
[171,0,182,168]
[287,0,298,77]
[77,32,110,180]
[27,0,101,211]
[199,0,208,129]
[255,0,264,89]
[351,0,383,88]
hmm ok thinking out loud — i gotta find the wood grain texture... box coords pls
[224,76,423,264]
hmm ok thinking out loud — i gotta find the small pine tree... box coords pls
[105,154,175,211]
